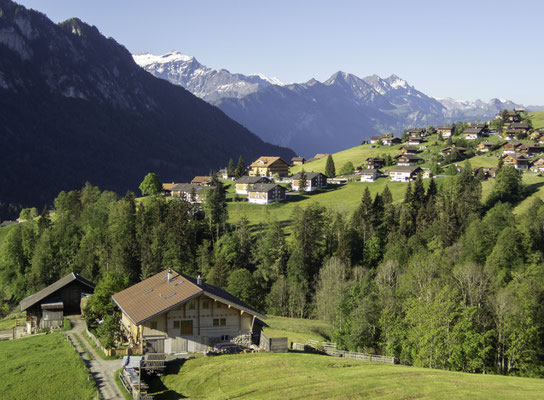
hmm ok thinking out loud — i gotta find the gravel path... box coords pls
[66,316,125,400]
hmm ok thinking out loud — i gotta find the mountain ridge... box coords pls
[135,50,533,156]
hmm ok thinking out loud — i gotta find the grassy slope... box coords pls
[0,221,17,247]
[0,333,97,400]
[0,311,26,330]
[263,316,333,344]
[155,352,544,400]
[528,110,544,130]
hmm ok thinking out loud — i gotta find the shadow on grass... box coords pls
[523,181,544,198]
[147,359,188,400]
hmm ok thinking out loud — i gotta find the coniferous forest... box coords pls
[1,164,544,376]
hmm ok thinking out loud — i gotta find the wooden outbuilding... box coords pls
[20,272,95,333]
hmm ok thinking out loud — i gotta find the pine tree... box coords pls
[325,154,336,178]
[299,169,308,192]
[235,155,246,178]
[227,158,236,177]
[382,185,393,205]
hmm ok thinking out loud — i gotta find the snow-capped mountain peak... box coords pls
[133,51,194,67]
[386,74,409,89]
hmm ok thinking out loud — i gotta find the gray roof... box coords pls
[396,154,422,160]
[20,272,95,312]
[389,166,422,173]
[291,171,325,179]
[171,183,210,193]
[360,169,379,174]
[235,176,271,184]
[464,127,483,134]
[249,183,282,192]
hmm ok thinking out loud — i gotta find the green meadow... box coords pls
[0,333,98,400]
[151,352,544,400]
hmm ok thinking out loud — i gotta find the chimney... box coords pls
[167,269,172,282]
[197,274,202,285]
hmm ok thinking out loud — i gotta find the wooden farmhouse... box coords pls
[437,125,454,138]
[20,272,95,334]
[389,166,422,182]
[162,182,180,196]
[502,154,530,170]
[396,154,422,166]
[235,176,272,195]
[247,183,286,204]
[509,122,530,134]
[503,110,522,122]
[382,136,401,146]
[406,128,426,138]
[441,146,466,157]
[249,157,290,177]
[112,270,266,354]
[291,172,327,191]
[369,135,381,144]
[170,183,209,204]
[360,168,381,182]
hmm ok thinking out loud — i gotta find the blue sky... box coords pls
[17,0,544,105]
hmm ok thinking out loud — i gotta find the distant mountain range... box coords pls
[0,0,293,215]
[135,51,536,157]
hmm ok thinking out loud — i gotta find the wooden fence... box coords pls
[260,331,288,353]
[291,340,399,364]
[86,327,141,356]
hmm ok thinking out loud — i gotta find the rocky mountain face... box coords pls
[0,0,294,214]
[137,51,527,157]
[133,51,283,103]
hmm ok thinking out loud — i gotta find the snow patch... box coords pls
[251,73,284,86]
[133,51,194,67]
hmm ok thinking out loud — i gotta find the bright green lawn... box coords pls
[514,173,544,215]
[529,111,544,130]
[263,316,333,344]
[0,312,26,330]
[0,333,98,400]
[0,222,18,247]
[153,352,544,400]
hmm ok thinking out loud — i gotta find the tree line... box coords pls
[0,163,543,376]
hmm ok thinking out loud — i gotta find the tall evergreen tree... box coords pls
[227,158,236,177]
[235,155,246,178]
[325,154,336,178]
[299,169,308,192]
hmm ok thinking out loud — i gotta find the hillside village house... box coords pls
[477,142,496,153]
[291,172,327,191]
[249,157,290,177]
[508,122,530,134]
[112,270,266,354]
[441,146,466,157]
[382,136,401,146]
[400,146,420,154]
[235,176,272,195]
[531,157,544,173]
[360,169,381,182]
[291,157,306,166]
[437,125,454,138]
[389,166,422,182]
[247,183,286,204]
[170,183,209,204]
[162,183,179,196]
[503,141,522,155]
[366,157,386,169]
[191,176,212,186]
[464,127,483,140]
[519,143,544,157]
[396,154,422,166]
[20,273,95,334]
[502,154,530,170]
[407,128,426,138]
[406,137,424,146]
[501,110,522,122]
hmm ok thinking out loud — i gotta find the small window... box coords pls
[189,301,195,310]
[173,320,180,329]
[180,320,193,335]
[150,321,158,330]
[202,300,209,309]
[221,335,229,341]
[213,318,219,326]
[220,318,226,326]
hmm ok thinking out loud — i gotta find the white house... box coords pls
[389,166,422,182]
[247,184,286,204]
[291,172,327,191]
[360,169,381,182]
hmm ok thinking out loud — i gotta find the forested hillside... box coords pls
[0,0,294,220]
[2,161,544,376]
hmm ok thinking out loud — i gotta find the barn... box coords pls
[19,272,95,333]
